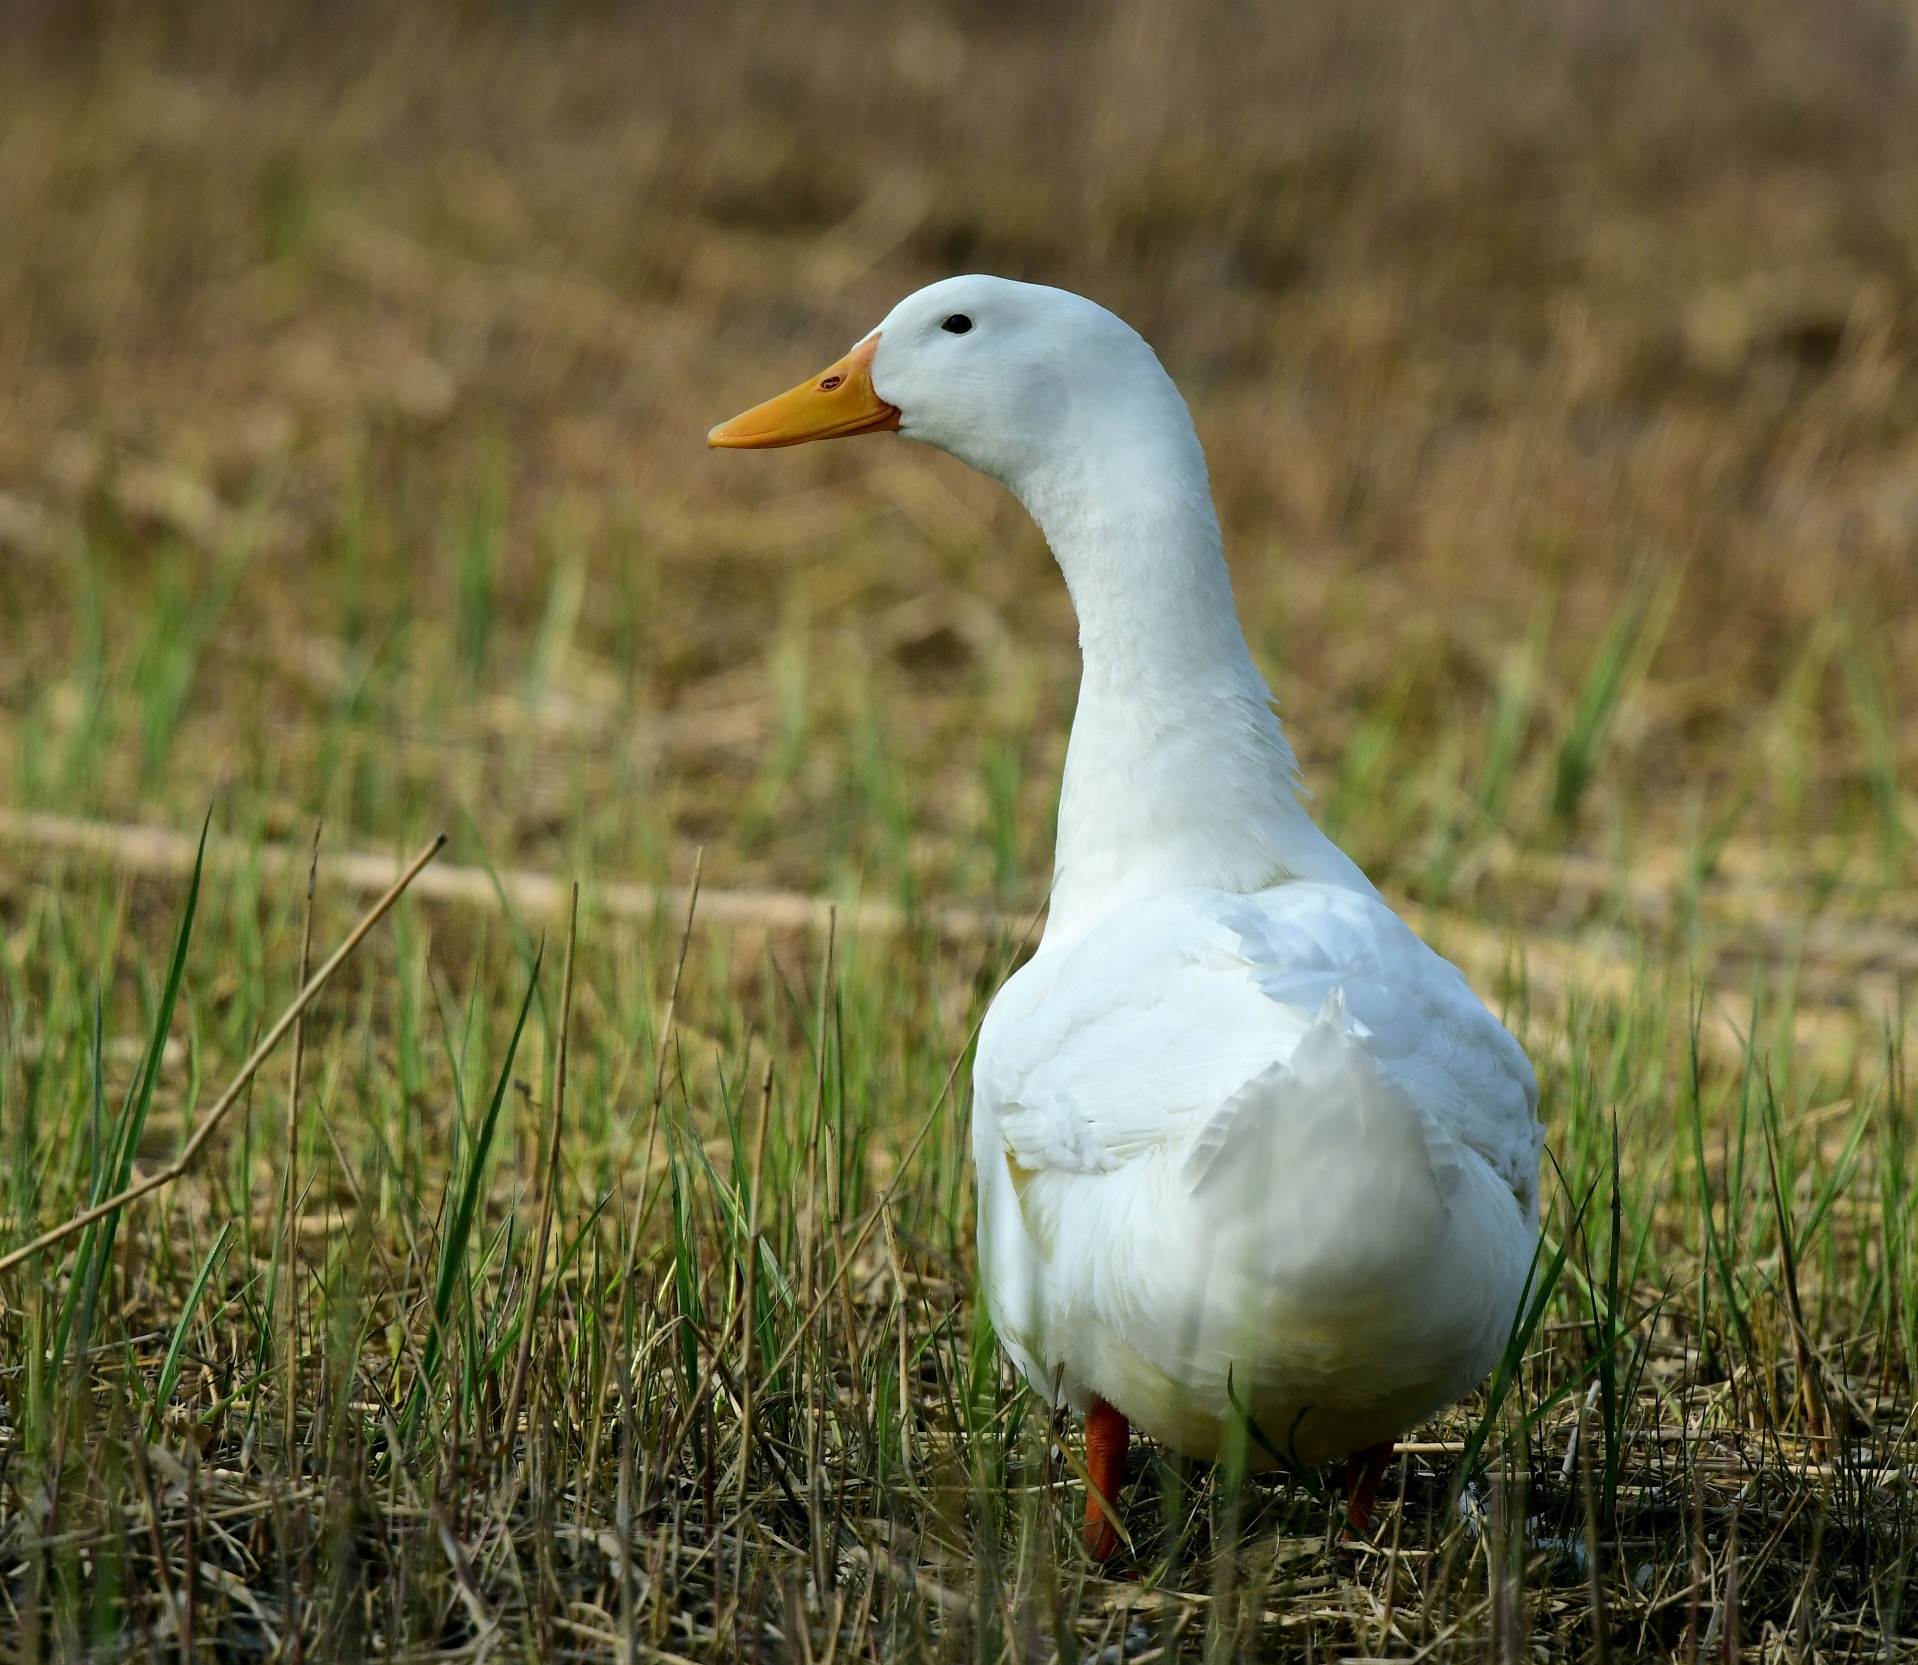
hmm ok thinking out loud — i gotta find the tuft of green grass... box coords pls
[453,447,508,691]
[1550,567,1675,830]
[1841,628,1907,883]
[133,536,258,792]
[149,1220,231,1437]
[1477,607,1548,831]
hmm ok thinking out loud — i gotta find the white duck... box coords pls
[710,276,1543,1556]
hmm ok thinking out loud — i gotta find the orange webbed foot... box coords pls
[1343,1439,1396,1537]
[1083,1398,1129,1559]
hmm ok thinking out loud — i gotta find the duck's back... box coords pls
[978,883,1539,1203]
[972,882,1543,1461]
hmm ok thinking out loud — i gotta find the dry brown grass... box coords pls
[4,2,1918,1659]
[2,0,1915,888]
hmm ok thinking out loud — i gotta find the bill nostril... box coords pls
[820,374,844,390]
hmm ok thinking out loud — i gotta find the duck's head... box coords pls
[708,275,1196,500]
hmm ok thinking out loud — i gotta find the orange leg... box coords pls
[1083,1398,1129,1559]
[1343,1439,1396,1535]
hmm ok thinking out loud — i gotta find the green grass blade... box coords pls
[1477,608,1548,827]
[149,1222,233,1437]
[57,806,211,1366]
[1841,631,1906,881]
[1450,1184,1592,1501]
[412,945,543,1427]
[1550,566,1675,826]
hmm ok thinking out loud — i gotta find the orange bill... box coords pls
[708,334,900,449]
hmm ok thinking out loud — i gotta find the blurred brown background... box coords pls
[2,0,1914,917]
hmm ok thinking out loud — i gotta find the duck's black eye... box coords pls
[941,314,974,335]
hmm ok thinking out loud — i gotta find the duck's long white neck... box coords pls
[1006,402,1377,951]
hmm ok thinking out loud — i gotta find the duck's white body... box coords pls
[712,275,1543,1472]
[975,882,1539,1465]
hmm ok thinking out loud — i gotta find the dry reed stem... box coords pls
[0,831,446,1277]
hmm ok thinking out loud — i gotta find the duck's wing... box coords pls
[977,883,1541,1216]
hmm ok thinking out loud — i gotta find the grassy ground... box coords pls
[3,1,1918,1658]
